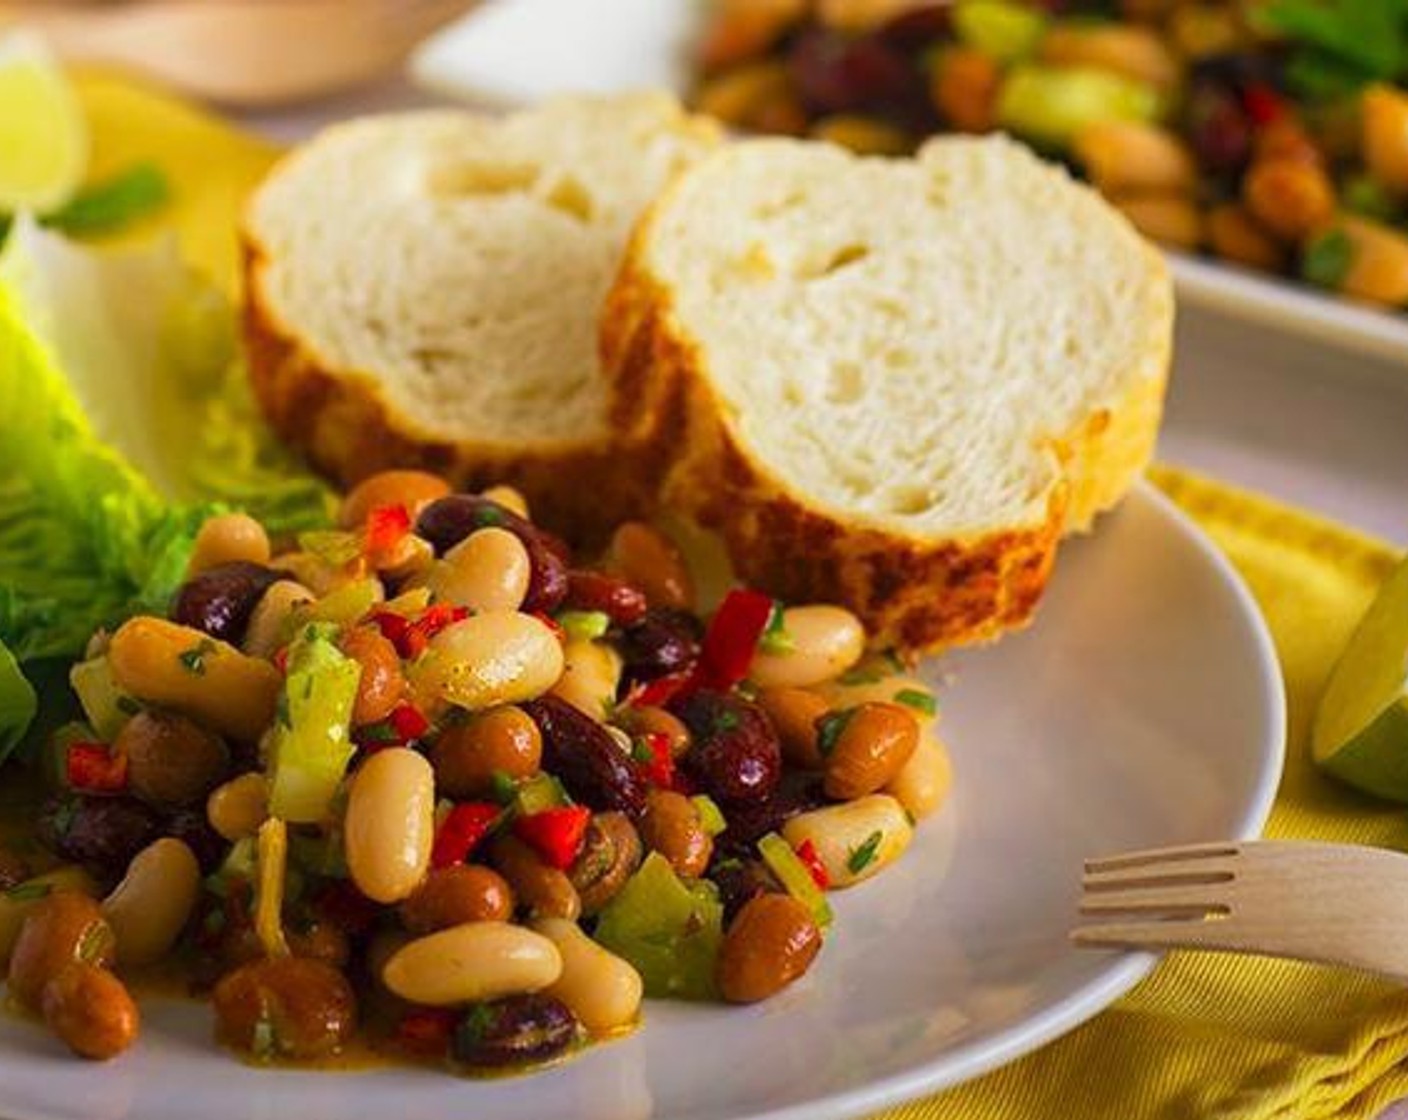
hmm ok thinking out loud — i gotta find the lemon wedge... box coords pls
[0,32,87,213]
[1312,555,1408,801]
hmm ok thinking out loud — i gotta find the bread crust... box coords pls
[601,231,1170,652]
[243,239,658,544]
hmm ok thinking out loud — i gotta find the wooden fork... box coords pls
[1073,840,1408,982]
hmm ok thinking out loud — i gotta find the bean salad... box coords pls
[0,471,951,1073]
[693,0,1408,310]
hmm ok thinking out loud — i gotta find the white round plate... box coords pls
[0,482,1284,1120]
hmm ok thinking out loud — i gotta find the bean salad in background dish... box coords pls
[0,470,952,1073]
[692,0,1408,310]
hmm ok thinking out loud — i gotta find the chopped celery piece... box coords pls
[759,832,833,929]
[997,64,1161,149]
[305,578,381,628]
[68,655,137,741]
[255,818,291,958]
[594,852,724,1000]
[556,610,610,642]
[692,794,727,837]
[267,627,361,823]
[954,0,1048,63]
[514,772,570,816]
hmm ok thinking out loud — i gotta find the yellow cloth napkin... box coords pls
[70,71,1408,1120]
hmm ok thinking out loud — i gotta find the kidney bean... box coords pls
[790,27,926,123]
[165,807,229,875]
[42,963,138,1060]
[38,796,161,884]
[213,956,357,1060]
[710,857,784,927]
[717,893,821,1003]
[415,496,569,613]
[619,608,702,684]
[674,691,782,805]
[714,771,827,858]
[452,993,579,1068]
[170,562,282,646]
[522,696,646,816]
[564,570,647,627]
[117,710,230,807]
[568,812,642,915]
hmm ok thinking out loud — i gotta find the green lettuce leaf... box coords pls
[0,640,37,762]
[1,217,334,535]
[0,219,334,752]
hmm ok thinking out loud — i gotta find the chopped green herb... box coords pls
[178,638,217,676]
[1342,174,1401,223]
[758,602,794,656]
[816,708,856,757]
[1256,0,1407,101]
[490,770,518,805]
[357,719,399,746]
[115,695,142,716]
[474,505,507,527]
[713,708,741,734]
[4,881,52,903]
[1302,228,1355,289]
[251,1013,277,1060]
[557,610,610,642]
[893,688,937,717]
[43,163,170,237]
[847,829,885,875]
[631,737,656,764]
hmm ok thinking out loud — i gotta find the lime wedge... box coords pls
[0,32,87,212]
[1312,556,1408,801]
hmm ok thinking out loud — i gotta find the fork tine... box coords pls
[1084,842,1241,874]
[1083,865,1236,892]
[1070,917,1216,949]
[1079,881,1232,916]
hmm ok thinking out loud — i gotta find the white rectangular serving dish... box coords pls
[411,0,1408,382]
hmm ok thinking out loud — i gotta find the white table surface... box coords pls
[198,78,1404,1120]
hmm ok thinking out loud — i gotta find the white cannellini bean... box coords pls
[747,605,865,689]
[885,733,952,821]
[102,838,202,966]
[782,794,913,889]
[382,921,562,1006]
[429,527,532,612]
[531,917,643,1034]
[344,748,435,903]
[419,611,564,710]
[242,580,314,659]
[550,639,623,720]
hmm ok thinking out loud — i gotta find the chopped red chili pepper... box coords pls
[389,703,430,742]
[430,802,501,869]
[635,731,675,790]
[364,503,412,558]
[795,838,830,890]
[1243,82,1285,127]
[628,669,696,709]
[65,741,127,793]
[353,703,430,752]
[271,646,290,676]
[416,603,468,641]
[369,610,422,657]
[698,588,774,689]
[394,1009,457,1056]
[513,805,591,871]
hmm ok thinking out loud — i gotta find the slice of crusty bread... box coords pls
[242,94,721,539]
[603,134,1174,650]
